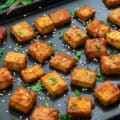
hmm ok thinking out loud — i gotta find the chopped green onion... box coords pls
[60,114,71,120]
[49,77,57,83]
[96,45,101,50]
[74,89,80,96]
[70,105,76,110]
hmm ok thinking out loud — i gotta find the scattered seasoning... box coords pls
[77,33,82,38]
[70,105,76,110]
[0,47,4,59]
[60,114,71,120]
[14,44,22,51]
[108,50,118,55]
[88,74,93,81]
[49,77,57,83]
[68,9,77,15]
[49,41,54,47]
[97,72,105,81]
[96,45,101,50]
[74,89,80,96]
[59,31,64,39]
[75,50,81,61]
[44,101,51,107]
[10,115,15,120]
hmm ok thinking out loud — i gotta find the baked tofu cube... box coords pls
[63,26,88,49]
[106,30,120,49]
[21,64,45,83]
[108,8,120,27]
[100,55,120,75]
[86,19,110,38]
[34,16,54,35]
[93,81,120,106]
[67,96,92,117]
[9,86,36,113]
[0,67,13,90]
[50,52,76,73]
[75,5,96,21]
[49,9,72,27]
[3,51,27,71]
[103,0,120,8]
[85,38,107,58]
[28,40,54,63]
[30,105,59,120]
[71,67,97,88]
[10,21,35,42]
[0,27,7,44]
[41,71,68,97]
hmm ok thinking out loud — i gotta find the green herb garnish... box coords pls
[70,105,76,110]
[10,115,15,120]
[97,72,105,81]
[14,44,22,51]
[107,21,113,26]
[74,89,80,96]
[49,77,57,83]
[59,31,64,39]
[18,30,23,35]
[49,41,54,47]
[96,45,101,50]
[88,74,93,81]
[60,114,71,120]
[75,50,81,61]
[22,82,29,88]
[77,33,82,38]
[20,0,33,5]
[109,50,118,55]
[0,47,4,59]
[68,9,76,15]
[44,101,51,107]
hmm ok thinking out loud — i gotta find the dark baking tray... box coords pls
[0,0,120,120]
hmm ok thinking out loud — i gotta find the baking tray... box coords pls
[0,0,120,120]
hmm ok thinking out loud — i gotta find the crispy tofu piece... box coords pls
[3,51,27,71]
[106,30,120,49]
[0,27,7,44]
[100,54,120,75]
[75,5,96,21]
[103,0,120,8]
[28,40,54,63]
[85,38,107,58]
[10,21,35,42]
[108,8,120,27]
[63,26,88,49]
[49,9,72,27]
[9,86,36,113]
[21,64,45,83]
[30,105,59,120]
[41,71,68,97]
[34,16,55,35]
[86,19,110,38]
[50,52,76,73]
[71,67,97,88]
[0,67,13,90]
[93,81,120,106]
[67,96,92,117]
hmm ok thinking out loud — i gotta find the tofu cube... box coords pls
[85,38,107,58]
[50,52,76,73]
[86,19,110,38]
[49,9,72,27]
[9,86,36,113]
[71,67,97,88]
[103,0,120,8]
[75,5,96,21]
[0,27,7,44]
[106,30,120,49]
[21,64,45,83]
[30,105,59,120]
[28,40,54,63]
[67,96,92,117]
[93,81,120,106]
[100,54,120,75]
[10,21,35,42]
[34,16,55,35]
[41,71,68,97]
[3,51,27,71]
[0,67,13,90]
[63,26,88,49]
[108,8,120,27]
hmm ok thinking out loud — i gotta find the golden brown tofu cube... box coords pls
[9,86,36,113]
[50,52,76,73]
[0,67,13,90]
[67,96,92,117]
[103,0,120,8]
[63,26,88,49]
[0,27,7,44]
[41,71,68,97]
[86,19,110,38]
[3,51,27,71]
[108,8,120,27]
[75,5,96,21]
[106,30,120,49]
[71,67,97,88]
[34,16,54,35]
[49,9,72,27]
[30,105,59,120]
[85,38,107,58]
[28,40,54,63]
[10,21,35,42]
[100,55,120,75]
[21,64,45,83]
[93,81,120,106]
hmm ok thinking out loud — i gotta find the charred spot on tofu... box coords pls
[3,51,27,71]
[41,71,68,97]
[71,67,97,88]
[28,40,54,63]
[30,105,59,120]
[0,27,7,44]
[63,26,88,49]
[93,81,120,106]
[50,52,76,73]
[10,21,35,42]
[9,86,36,113]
